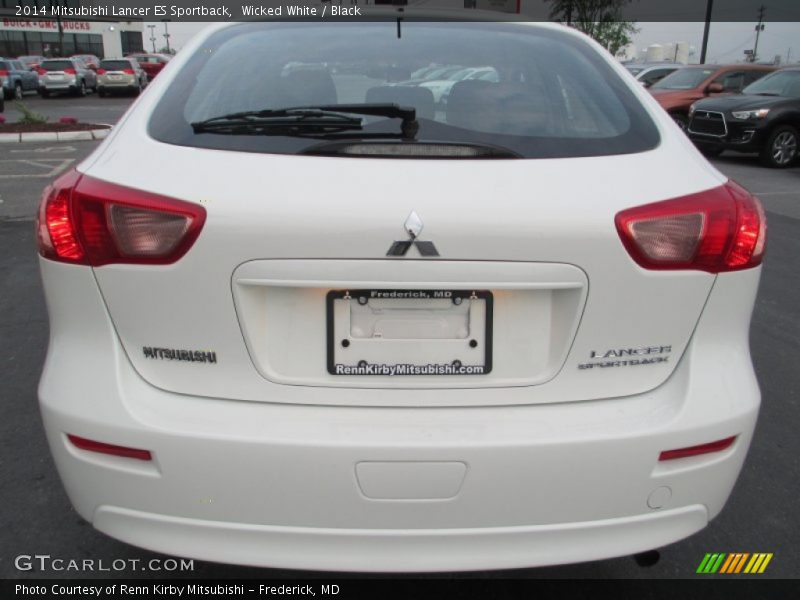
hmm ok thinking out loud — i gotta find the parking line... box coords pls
[0,158,75,179]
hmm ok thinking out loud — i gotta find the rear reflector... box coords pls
[36,171,206,266]
[615,181,766,273]
[67,434,152,461]
[658,436,736,461]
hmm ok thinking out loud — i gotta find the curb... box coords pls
[0,126,111,144]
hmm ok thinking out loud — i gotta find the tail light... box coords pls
[96,68,107,75]
[36,67,46,76]
[615,181,765,273]
[0,69,8,77]
[36,171,206,266]
[64,68,77,75]
[123,68,135,75]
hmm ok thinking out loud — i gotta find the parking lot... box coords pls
[1,95,798,579]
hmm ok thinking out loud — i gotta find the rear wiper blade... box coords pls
[753,92,780,96]
[191,104,419,139]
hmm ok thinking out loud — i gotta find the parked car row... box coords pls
[0,52,170,103]
[642,62,798,168]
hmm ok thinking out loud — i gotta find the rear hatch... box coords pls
[39,60,76,86]
[98,60,136,86]
[79,21,725,406]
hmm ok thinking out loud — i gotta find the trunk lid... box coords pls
[82,128,722,406]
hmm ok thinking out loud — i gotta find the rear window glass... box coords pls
[41,61,74,71]
[0,61,9,70]
[150,21,659,159]
[101,60,133,71]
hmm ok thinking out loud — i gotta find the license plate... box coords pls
[327,289,493,376]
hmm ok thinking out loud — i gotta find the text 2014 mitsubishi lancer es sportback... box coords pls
[36,18,766,572]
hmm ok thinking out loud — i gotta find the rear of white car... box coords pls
[37,18,765,572]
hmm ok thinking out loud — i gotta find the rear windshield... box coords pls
[100,60,133,71]
[149,21,659,159]
[41,60,74,71]
[652,67,716,90]
[0,61,10,70]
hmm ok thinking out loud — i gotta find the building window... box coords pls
[121,31,144,55]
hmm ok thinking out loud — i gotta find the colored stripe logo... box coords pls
[697,553,773,574]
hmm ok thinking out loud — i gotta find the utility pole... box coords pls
[753,5,766,63]
[147,25,157,53]
[700,0,714,64]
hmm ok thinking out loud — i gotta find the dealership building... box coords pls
[0,1,143,58]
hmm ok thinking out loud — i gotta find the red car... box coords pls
[127,53,171,81]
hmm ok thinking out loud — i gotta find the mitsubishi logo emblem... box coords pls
[387,211,440,257]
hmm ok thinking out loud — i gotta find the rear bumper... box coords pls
[38,260,762,571]
[93,505,708,572]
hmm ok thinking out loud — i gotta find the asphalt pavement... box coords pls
[0,95,798,579]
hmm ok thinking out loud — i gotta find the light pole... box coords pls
[162,21,171,54]
[147,24,157,53]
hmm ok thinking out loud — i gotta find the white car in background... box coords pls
[37,16,765,572]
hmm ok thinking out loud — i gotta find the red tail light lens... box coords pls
[122,68,135,75]
[659,436,737,461]
[96,68,107,75]
[36,172,206,266]
[615,181,766,273]
[63,68,77,75]
[68,434,152,461]
[36,67,46,76]
[0,69,8,77]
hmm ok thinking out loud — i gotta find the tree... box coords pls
[547,0,639,57]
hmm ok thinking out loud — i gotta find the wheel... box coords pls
[760,125,798,168]
[39,89,50,98]
[98,88,107,98]
[671,113,689,132]
[13,82,23,101]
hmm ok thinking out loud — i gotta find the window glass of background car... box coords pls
[743,70,800,97]
[101,60,135,71]
[151,22,658,159]
[714,71,746,92]
[642,68,673,86]
[652,68,715,90]
[41,60,74,71]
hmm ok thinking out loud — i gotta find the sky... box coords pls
[143,21,800,65]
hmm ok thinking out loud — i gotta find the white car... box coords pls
[37,17,765,572]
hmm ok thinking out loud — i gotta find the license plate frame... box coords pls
[326,289,493,376]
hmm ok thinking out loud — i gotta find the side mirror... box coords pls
[707,82,724,94]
